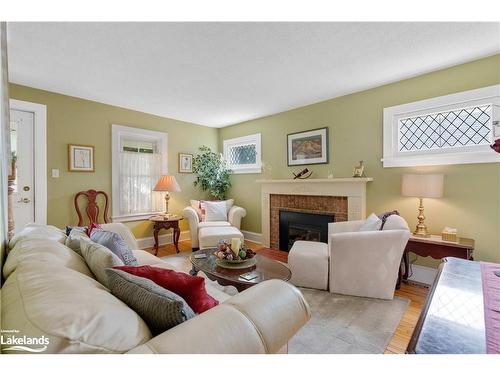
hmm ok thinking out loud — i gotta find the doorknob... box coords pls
[17,198,31,203]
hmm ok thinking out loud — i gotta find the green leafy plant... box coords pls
[192,146,231,200]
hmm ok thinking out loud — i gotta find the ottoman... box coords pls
[289,240,329,290]
[198,226,244,249]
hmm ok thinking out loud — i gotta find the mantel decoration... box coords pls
[192,145,231,200]
[352,160,365,177]
[68,144,94,172]
[287,127,329,166]
[292,168,313,179]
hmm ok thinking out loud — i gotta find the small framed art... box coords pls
[287,127,329,166]
[68,144,94,172]
[178,153,193,173]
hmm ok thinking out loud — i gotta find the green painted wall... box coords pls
[9,84,218,238]
[219,54,500,264]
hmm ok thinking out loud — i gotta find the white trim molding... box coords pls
[241,230,262,244]
[9,99,47,225]
[137,230,190,250]
[383,85,500,168]
[111,124,168,222]
[223,133,262,174]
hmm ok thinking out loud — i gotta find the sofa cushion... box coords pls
[90,229,138,266]
[80,237,124,288]
[116,265,219,314]
[106,268,195,335]
[9,224,67,250]
[3,238,93,280]
[198,221,232,229]
[199,226,244,249]
[1,264,152,353]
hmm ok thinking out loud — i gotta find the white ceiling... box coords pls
[7,22,500,127]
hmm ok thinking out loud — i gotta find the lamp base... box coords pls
[413,197,430,237]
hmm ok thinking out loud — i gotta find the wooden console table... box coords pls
[402,235,475,281]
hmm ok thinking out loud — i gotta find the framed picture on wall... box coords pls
[178,152,193,173]
[68,144,94,172]
[287,127,329,166]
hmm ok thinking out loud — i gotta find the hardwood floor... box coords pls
[145,239,428,354]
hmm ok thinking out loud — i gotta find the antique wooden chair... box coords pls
[74,189,110,226]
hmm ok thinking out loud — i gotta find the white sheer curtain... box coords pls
[119,151,162,216]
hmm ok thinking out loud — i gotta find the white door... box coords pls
[10,109,35,232]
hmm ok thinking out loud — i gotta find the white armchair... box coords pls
[328,215,410,300]
[182,204,247,249]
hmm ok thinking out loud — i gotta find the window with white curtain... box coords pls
[112,125,167,222]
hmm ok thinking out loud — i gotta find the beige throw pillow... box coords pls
[80,237,124,288]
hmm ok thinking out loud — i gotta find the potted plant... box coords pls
[192,146,231,200]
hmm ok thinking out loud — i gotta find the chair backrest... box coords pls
[74,189,109,226]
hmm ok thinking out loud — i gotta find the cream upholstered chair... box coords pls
[328,215,410,300]
[182,201,246,249]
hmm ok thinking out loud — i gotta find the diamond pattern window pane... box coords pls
[227,144,257,165]
[399,105,492,152]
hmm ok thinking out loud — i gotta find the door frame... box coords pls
[9,99,47,225]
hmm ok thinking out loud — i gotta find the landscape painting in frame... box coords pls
[68,144,94,172]
[287,127,328,166]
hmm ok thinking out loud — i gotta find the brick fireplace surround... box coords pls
[270,194,347,249]
[258,178,373,247]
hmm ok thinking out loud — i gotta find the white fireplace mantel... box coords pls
[257,177,373,247]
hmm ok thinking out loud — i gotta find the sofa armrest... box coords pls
[328,220,365,235]
[228,205,246,229]
[182,206,200,248]
[127,280,310,354]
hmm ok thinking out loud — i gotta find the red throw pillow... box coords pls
[114,265,219,314]
[85,222,101,236]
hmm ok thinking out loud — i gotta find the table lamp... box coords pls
[153,175,181,216]
[402,174,444,237]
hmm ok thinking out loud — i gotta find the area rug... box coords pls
[162,253,409,354]
[289,288,409,354]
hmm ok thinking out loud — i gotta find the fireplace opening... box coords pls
[279,210,334,252]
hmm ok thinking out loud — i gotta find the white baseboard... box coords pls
[408,264,438,285]
[241,230,262,244]
[137,230,190,250]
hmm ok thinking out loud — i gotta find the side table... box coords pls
[149,216,183,255]
[402,234,475,282]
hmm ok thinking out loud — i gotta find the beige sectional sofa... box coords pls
[1,223,310,354]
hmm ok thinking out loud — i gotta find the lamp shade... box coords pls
[153,175,181,192]
[402,174,444,198]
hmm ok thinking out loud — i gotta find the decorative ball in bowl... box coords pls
[214,240,256,264]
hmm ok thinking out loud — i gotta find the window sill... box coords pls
[383,151,500,168]
[112,212,165,223]
[231,167,262,174]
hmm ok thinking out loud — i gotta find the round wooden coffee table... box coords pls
[189,248,291,292]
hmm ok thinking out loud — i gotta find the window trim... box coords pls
[383,85,500,168]
[223,133,262,174]
[111,124,168,222]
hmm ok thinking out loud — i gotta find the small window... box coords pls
[223,133,262,174]
[112,125,167,222]
[383,85,500,167]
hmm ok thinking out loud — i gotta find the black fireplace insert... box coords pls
[279,210,334,252]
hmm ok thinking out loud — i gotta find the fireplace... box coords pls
[279,210,334,252]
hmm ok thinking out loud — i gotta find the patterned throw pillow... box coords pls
[80,237,124,288]
[115,265,219,314]
[90,229,138,266]
[106,268,195,335]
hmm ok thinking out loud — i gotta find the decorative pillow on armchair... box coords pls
[190,199,234,221]
[358,213,383,231]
